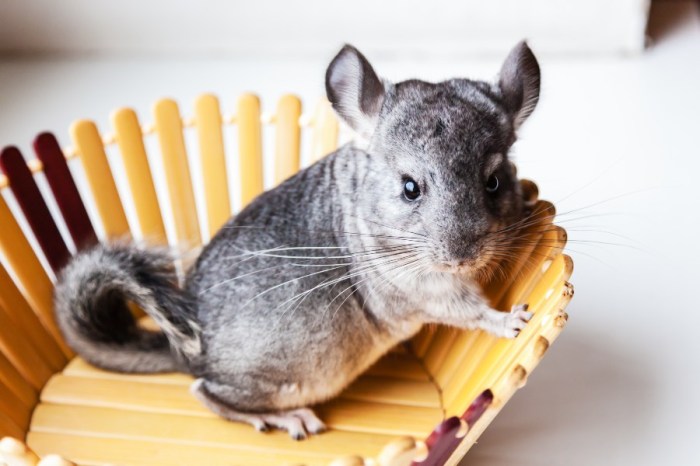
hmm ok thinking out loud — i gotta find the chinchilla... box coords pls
[54,41,541,440]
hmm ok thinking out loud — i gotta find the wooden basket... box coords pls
[0,93,573,466]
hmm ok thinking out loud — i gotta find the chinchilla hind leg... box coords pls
[190,378,326,440]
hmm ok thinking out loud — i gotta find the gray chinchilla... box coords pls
[54,41,541,440]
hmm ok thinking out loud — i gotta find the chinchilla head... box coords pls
[325,42,540,276]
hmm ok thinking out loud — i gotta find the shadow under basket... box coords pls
[0,93,573,466]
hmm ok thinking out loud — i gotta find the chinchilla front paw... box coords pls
[502,303,533,338]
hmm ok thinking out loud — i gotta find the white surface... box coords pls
[0,3,699,465]
[0,0,649,58]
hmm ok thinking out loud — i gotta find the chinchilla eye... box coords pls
[403,178,421,201]
[486,175,499,193]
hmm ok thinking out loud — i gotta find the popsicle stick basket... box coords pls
[0,93,573,466]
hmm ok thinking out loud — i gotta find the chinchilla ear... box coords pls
[325,44,387,139]
[498,41,541,130]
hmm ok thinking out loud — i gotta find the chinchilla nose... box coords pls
[443,238,482,265]
[435,216,488,265]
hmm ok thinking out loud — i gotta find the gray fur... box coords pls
[54,41,541,438]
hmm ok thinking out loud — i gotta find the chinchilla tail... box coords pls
[54,242,201,373]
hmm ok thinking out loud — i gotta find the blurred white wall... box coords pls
[0,0,650,58]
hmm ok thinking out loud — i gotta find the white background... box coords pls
[0,0,649,57]
[1,1,699,465]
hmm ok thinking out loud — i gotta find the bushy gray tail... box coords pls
[54,243,201,373]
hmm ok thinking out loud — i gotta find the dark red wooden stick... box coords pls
[33,132,97,251]
[0,145,72,272]
[462,389,493,428]
[413,389,494,466]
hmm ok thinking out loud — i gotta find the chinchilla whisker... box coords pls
[489,242,613,267]
[552,156,626,206]
[220,224,428,243]
[321,252,416,299]
[490,254,541,285]
[326,253,424,311]
[482,259,521,282]
[274,245,426,264]
[554,248,615,267]
[492,234,646,252]
[551,213,631,224]
[554,187,659,218]
[223,249,392,262]
[490,212,552,236]
[325,250,423,288]
[283,249,419,272]
[279,252,423,318]
[503,205,570,230]
[203,248,420,300]
[223,244,354,261]
[261,258,390,316]
[482,249,543,279]
[223,243,421,262]
[486,244,553,258]
[239,264,350,311]
[557,228,639,239]
[492,204,641,237]
[387,257,427,287]
[278,242,428,263]
[327,255,427,321]
[288,264,379,319]
[198,263,286,296]
[285,247,428,268]
[200,247,418,296]
[489,217,641,252]
[276,248,421,303]
[359,255,428,304]
[500,201,622,235]
[229,243,368,265]
[205,244,416,295]
[234,243,422,255]
[495,184,656,237]
[365,260,429,310]
[513,237,642,249]
[502,224,616,236]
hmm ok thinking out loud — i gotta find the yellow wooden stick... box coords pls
[153,99,202,248]
[70,120,130,239]
[409,326,437,359]
[30,404,395,460]
[111,108,167,244]
[274,94,302,185]
[27,432,323,466]
[0,383,30,433]
[0,264,65,377]
[422,327,459,376]
[0,311,42,407]
[0,198,71,358]
[237,93,264,208]
[194,94,231,238]
[0,416,24,442]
